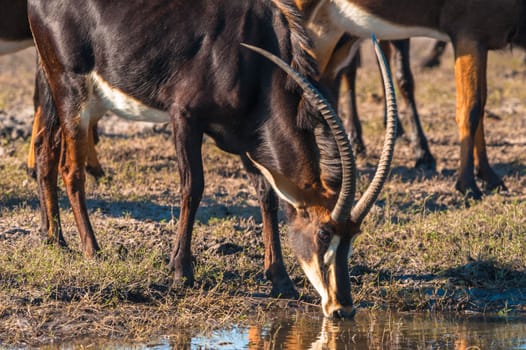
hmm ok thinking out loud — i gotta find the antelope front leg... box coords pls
[473,55,507,193]
[323,35,366,156]
[33,68,66,246]
[391,39,435,170]
[243,156,298,299]
[474,116,507,192]
[169,115,204,287]
[59,116,100,257]
[453,38,488,199]
[43,71,101,257]
[378,41,405,139]
[340,58,366,157]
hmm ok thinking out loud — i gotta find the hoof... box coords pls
[484,180,508,194]
[86,165,105,181]
[265,266,299,299]
[27,166,37,180]
[270,278,299,299]
[414,153,436,171]
[169,256,195,287]
[43,234,68,248]
[43,236,78,255]
[476,171,507,194]
[83,243,102,259]
[172,274,194,287]
[455,180,483,201]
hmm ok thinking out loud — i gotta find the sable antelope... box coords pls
[296,0,525,199]
[0,0,104,179]
[28,0,398,318]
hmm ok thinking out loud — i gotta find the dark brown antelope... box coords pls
[0,0,104,179]
[28,0,398,318]
[296,0,525,199]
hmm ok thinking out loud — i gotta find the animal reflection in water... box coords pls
[245,312,512,349]
[246,316,395,349]
[247,318,351,350]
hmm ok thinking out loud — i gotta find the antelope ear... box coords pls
[246,153,308,209]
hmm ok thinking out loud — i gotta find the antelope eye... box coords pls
[317,229,331,244]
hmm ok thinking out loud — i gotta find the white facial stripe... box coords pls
[91,72,170,123]
[325,237,345,313]
[299,258,328,305]
[329,1,449,41]
[323,236,341,265]
[0,39,33,55]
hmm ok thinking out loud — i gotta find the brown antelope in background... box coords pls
[0,1,36,166]
[296,0,525,199]
[0,1,32,54]
[28,0,398,318]
[0,0,104,179]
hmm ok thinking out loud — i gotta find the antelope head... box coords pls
[243,36,398,318]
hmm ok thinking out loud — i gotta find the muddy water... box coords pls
[187,311,526,350]
[40,310,526,349]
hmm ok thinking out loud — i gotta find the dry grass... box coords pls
[0,40,525,346]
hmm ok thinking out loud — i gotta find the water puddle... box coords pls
[189,311,526,349]
[36,310,526,349]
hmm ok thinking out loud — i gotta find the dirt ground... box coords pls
[0,39,525,346]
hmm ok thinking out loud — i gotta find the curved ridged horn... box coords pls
[241,43,355,223]
[350,35,398,224]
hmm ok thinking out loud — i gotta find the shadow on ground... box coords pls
[350,260,526,312]
[0,195,262,224]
